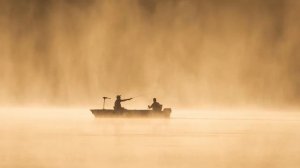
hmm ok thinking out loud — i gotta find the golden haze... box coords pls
[0,0,299,109]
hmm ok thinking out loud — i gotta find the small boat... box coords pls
[90,108,172,118]
[91,96,172,118]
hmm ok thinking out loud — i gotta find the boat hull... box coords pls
[90,108,172,118]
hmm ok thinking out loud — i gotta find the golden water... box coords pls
[1,108,300,168]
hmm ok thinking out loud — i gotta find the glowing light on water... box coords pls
[1,107,300,168]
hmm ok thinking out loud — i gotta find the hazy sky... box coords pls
[0,0,299,108]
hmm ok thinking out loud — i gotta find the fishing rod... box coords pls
[130,94,148,99]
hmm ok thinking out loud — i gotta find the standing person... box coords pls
[114,95,132,111]
[148,98,162,111]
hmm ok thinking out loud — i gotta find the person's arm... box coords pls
[148,103,153,109]
[121,98,132,102]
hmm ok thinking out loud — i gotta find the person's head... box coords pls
[117,95,121,100]
[153,98,157,102]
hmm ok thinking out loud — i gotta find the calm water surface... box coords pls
[1,108,300,168]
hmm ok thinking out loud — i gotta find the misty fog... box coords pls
[0,0,299,108]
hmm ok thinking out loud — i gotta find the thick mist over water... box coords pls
[0,0,299,108]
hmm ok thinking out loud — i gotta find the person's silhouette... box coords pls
[114,95,132,111]
[148,98,162,111]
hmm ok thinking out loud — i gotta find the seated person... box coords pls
[148,98,162,111]
[114,95,132,111]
